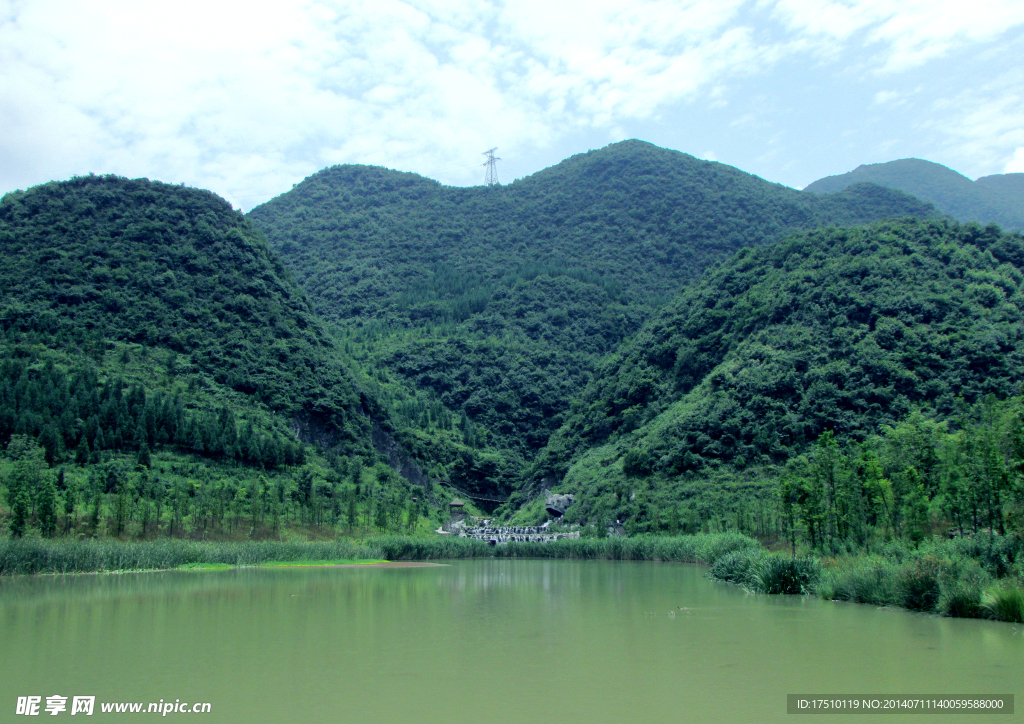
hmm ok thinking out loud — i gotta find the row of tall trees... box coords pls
[1,353,304,471]
[779,397,1024,554]
[3,438,427,539]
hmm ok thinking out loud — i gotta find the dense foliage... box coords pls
[249,141,937,490]
[0,176,453,540]
[0,175,366,437]
[536,219,1024,529]
[806,159,1023,232]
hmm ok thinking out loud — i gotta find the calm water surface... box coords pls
[0,560,1019,723]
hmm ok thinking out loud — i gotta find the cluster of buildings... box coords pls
[436,495,580,544]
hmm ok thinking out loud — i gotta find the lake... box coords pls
[0,559,1019,722]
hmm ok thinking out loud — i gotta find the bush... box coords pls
[709,549,763,586]
[894,556,943,612]
[982,584,1024,623]
[750,556,820,595]
[0,532,760,575]
[938,580,984,618]
[814,558,895,606]
[937,559,989,618]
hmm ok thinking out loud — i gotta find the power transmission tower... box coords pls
[482,148,501,186]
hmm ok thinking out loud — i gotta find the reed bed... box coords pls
[5,532,1020,624]
[0,538,376,576]
[0,532,758,576]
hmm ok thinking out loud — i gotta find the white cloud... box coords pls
[1005,147,1024,173]
[0,0,1022,208]
[771,0,1024,72]
[926,70,1024,178]
[872,90,900,105]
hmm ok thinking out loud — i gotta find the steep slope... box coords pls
[533,219,1024,526]
[0,175,367,437]
[806,159,1023,231]
[248,141,938,495]
[0,175,455,538]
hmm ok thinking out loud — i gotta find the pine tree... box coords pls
[75,437,90,464]
[137,442,152,468]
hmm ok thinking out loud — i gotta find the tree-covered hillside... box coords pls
[806,159,1023,231]
[251,140,937,321]
[0,175,365,435]
[248,141,939,493]
[0,176,452,540]
[533,219,1024,526]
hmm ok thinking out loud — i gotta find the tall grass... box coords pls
[750,556,820,595]
[0,538,377,576]
[982,585,1024,623]
[0,532,759,576]
[706,550,819,594]
[810,549,1024,621]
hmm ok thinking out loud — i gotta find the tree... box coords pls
[64,476,79,535]
[405,498,419,532]
[5,438,45,537]
[901,468,930,544]
[88,487,103,536]
[778,476,798,557]
[347,491,357,532]
[250,477,266,536]
[36,474,58,537]
[137,442,152,469]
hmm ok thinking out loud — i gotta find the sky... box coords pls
[1,0,1022,211]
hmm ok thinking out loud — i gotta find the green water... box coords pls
[0,560,1019,723]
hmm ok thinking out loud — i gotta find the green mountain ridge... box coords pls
[533,218,1024,527]
[248,140,939,498]
[806,159,1023,231]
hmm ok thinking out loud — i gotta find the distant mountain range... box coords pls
[806,159,1023,231]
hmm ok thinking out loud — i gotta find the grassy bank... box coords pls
[0,538,378,576]
[708,533,1024,623]
[0,532,758,576]
[5,532,1018,623]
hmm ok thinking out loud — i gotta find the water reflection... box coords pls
[1,560,1019,723]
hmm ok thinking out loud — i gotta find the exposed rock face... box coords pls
[291,410,349,448]
[545,491,575,517]
[371,420,431,490]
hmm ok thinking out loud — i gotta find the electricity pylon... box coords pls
[482,148,500,186]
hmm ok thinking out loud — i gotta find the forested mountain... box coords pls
[532,218,1024,528]
[0,175,367,438]
[0,176,442,539]
[248,140,938,497]
[806,159,1023,231]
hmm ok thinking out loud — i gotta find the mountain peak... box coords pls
[806,158,1022,230]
